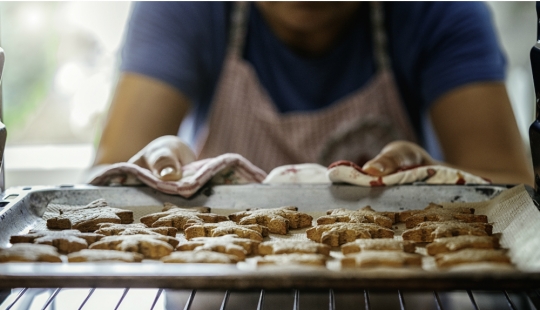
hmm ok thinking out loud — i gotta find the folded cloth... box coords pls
[327,160,490,186]
[263,164,331,184]
[89,153,268,198]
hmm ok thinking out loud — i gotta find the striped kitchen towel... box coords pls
[327,160,490,186]
[89,153,268,197]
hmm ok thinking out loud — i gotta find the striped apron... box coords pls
[197,2,418,173]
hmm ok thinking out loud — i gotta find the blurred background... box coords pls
[0,2,131,187]
[0,2,536,188]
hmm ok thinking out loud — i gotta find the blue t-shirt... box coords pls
[120,2,506,159]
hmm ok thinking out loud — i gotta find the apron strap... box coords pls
[370,2,391,72]
[228,2,250,58]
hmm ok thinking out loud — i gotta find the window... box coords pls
[0,2,132,187]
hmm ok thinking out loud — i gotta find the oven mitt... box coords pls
[327,160,490,186]
[89,153,268,197]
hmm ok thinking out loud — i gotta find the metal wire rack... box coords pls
[1,288,539,310]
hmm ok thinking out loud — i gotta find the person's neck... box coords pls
[258,6,360,57]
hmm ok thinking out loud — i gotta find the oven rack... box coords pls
[1,288,539,310]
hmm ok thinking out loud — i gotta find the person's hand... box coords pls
[361,141,437,176]
[128,135,196,181]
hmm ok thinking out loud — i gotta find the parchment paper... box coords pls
[439,184,540,271]
[30,184,539,272]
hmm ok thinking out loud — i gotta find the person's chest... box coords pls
[242,4,377,114]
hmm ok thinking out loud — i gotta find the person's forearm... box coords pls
[430,82,533,186]
[94,73,191,166]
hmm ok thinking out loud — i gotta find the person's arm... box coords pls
[363,3,533,185]
[430,81,532,185]
[91,73,195,180]
[88,2,228,182]
[363,82,533,186]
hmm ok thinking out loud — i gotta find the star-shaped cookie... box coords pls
[316,206,396,228]
[258,240,331,256]
[47,199,133,232]
[341,251,422,268]
[140,208,228,230]
[161,251,240,264]
[426,235,500,256]
[184,221,269,241]
[306,223,394,247]
[401,221,492,242]
[434,249,511,268]
[161,202,210,213]
[341,239,416,255]
[68,249,144,263]
[399,203,486,228]
[10,229,105,254]
[89,235,176,259]
[228,206,313,235]
[0,244,62,263]
[252,253,328,267]
[177,234,260,260]
[95,223,177,237]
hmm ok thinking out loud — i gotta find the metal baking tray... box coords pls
[1,183,539,290]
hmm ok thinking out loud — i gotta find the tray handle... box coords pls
[0,47,6,192]
[530,2,540,195]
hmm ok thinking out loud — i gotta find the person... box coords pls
[92,2,533,186]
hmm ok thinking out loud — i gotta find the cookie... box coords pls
[341,239,416,255]
[89,235,175,259]
[10,229,104,254]
[258,240,331,256]
[317,206,395,228]
[400,203,486,228]
[162,202,211,213]
[253,253,328,266]
[59,199,133,223]
[184,221,269,241]
[401,221,492,243]
[228,206,313,235]
[177,234,260,260]
[434,249,511,268]
[47,199,133,232]
[306,223,394,247]
[67,249,144,262]
[341,251,423,268]
[161,250,239,264]
[95,223,177,237]
[426,235,500,256]
[0,244,62,263]
[399,203,474,222]
[140,208,228,231]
